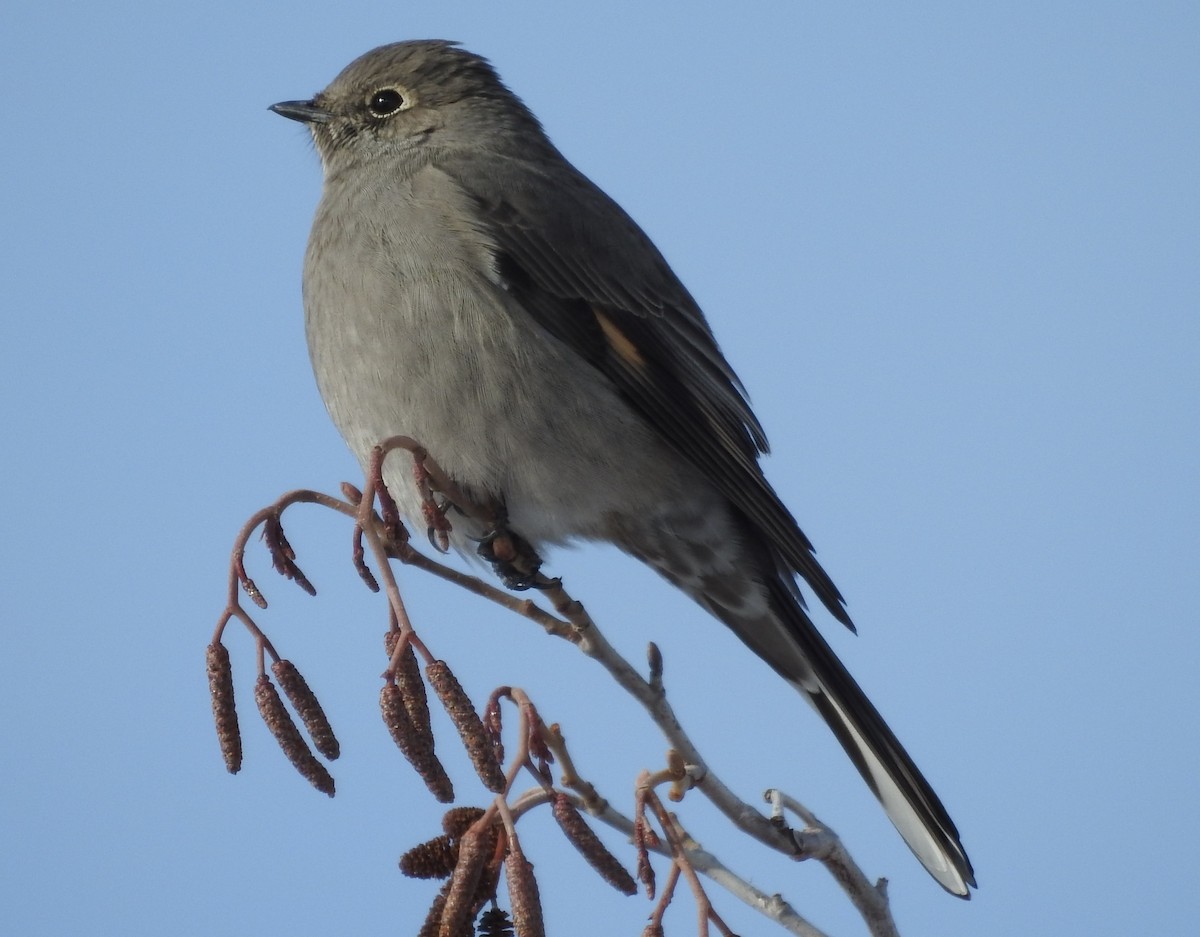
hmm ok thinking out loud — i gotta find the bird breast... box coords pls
[301,162,708,547]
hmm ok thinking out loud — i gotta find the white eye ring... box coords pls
[366,88,410,117]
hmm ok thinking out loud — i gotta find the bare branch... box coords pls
[208,443,909,936]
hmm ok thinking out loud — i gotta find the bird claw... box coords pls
[475,526,546,591]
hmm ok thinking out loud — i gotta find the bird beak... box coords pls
[269,99,333,124]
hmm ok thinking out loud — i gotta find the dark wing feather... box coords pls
[433,153,977,893]
[437,154,852,628]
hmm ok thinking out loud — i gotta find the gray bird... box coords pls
[271,40,975,897]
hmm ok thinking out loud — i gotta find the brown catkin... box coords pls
[438,827,489,937]
[254,674,335,796]
[271,659,339,760]
[399,835,459,879]
[552,794,637,895]
[426,660,506,793]
[206,642,242,774]
[505,853,546,937]
[442,806,486,839]
[381,684,454,802]
[395,640,434,740]
[634,816,656,899]
[383,631,436,749]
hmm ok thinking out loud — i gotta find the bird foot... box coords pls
[475,525,552,591]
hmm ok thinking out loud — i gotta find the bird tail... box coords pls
[610,512,974,894]
[747,575,975,896]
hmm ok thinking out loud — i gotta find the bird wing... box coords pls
[434,152,852,627]
[426,150,976,897]
[434,153,976,893]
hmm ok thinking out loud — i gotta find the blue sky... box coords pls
[2,3,1197,935]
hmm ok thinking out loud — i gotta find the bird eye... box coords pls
[367,88,406,117]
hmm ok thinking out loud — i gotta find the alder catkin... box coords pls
[255,674,334,796]
[399,835,459,879]
[394,637,435,741]
[505,852,546,937]
[271,659,339,760]
[426,660,506,792]
[552,793,637,895]
[206,642,242,774]
[442,806,486,839]
[438,827,489,937]
[380,683,454,802]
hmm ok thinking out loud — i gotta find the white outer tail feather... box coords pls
[791,678,972,896]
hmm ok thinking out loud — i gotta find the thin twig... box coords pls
[212,446,905,937]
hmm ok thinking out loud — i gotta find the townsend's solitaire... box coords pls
[270,40,975,896]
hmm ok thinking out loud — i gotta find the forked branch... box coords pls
[206,438,901,936]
